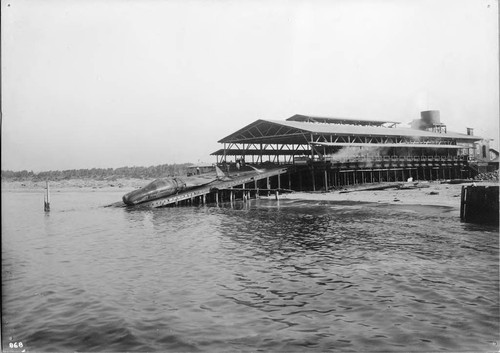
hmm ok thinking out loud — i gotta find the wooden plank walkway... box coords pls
[139,166,289,208]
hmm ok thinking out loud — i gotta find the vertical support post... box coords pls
[44,181,50,212]
[460,185,466,221]
[311,167,316,191]
[324,170,328,191]
[266,177,270,196]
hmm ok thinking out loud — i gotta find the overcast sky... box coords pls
[2,0,498,172]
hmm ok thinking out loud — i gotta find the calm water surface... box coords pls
[2,189,499,352]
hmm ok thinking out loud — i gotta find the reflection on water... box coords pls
[1,191,499,352]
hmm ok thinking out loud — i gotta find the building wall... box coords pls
[474,139,491,162]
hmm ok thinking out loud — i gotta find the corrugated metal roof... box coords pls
[287,114,400,125]
[218,118,482,143]
[262,119,480,140]
[211,149,305,156]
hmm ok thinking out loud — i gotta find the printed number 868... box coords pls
[9,342,23,349]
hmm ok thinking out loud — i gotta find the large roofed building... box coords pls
[213,112,482,164]
[211,111,493,190]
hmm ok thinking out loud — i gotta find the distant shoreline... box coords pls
[1,178,150,192]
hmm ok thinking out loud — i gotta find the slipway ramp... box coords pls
[107,166,290,208]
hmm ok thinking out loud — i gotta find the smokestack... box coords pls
[420,110,440,129]
[467,128,474,136]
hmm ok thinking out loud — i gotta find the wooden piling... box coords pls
[311,167,316,191]
[460,185,499,225]
[44,181,50,212]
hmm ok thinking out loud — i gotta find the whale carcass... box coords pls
[122,168,227,205]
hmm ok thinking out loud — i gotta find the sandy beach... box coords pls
[281,182,472,208]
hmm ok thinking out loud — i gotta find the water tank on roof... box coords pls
[420,110,441,126]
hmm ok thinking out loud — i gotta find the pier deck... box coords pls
[138,166,289,208]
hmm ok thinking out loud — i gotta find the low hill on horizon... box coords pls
[1,163,197,181]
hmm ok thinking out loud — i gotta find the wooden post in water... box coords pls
[44,181,50,212]
[460,185,466,220]
[460,185,499,224]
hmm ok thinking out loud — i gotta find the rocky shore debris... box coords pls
[473,170,499,182]
[339,181,430,194]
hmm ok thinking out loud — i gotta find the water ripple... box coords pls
[1,192,498,352]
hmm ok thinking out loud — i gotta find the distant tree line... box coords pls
[1,163,193,181]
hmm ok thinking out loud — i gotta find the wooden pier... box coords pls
[139,167,290,208]
[114,157,478,208]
